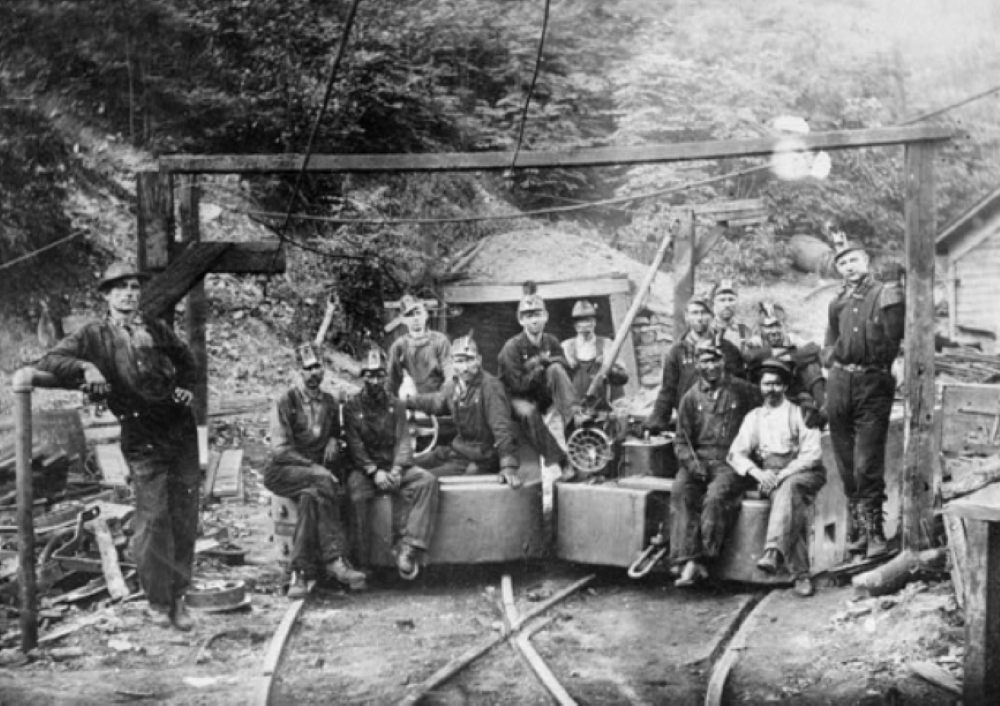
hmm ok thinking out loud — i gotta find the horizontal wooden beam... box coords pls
[212,241,286,274]
[158,125,954,175]
[443,276,632,304]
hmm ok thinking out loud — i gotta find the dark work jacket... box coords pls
[824,275,905,370]
[343,389,413,474]
[646,332,744,429]
[497,331,568,407]
[37,316,197,452]
[268,385,341,469]
[386,330,453,396]
[675,374,762,465]
[410,370,519,470]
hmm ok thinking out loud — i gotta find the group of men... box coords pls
[33,230,901,624]
[642,236,903,596]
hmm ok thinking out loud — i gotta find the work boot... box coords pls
[171,598,195,632]
[865,503,889,559]
[756,548,782,575]
[793,575,815,598]
[556,459,577,483]
[847,501,868,556]
[397,544,420,581]
[326,557,367,590]
[146,603,172,629]
[287,571,310,599]
[674,560,708,588]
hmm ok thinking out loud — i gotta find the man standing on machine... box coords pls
[561,299,629,408]
[387,294,453,398]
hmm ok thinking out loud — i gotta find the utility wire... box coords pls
[509,0,552,172]
[0,230,85,273]
[901,81,1000,126]
[245,162,772,226]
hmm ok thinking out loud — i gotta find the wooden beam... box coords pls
[158,125,954,175]
[442,276,631,304]
[672,210,695,337]
[140,242,231,320]
[179,177,209,427]
[959,519,1000,705]
[136,171,173,272]
[213,241,286,274]
[608,292,640,397]
[902,142,937,551]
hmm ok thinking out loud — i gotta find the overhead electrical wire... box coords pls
[509,0,552,172]
[0,230,85,273]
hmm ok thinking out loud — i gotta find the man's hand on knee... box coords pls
[374,470,395,492]
[498,467,523,489]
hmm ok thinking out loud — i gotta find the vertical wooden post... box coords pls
[902,141,937,551]
[961,519,1000,705]
[178,176,209,433]
[136,171,174,273]
[11,370,37,651]
[608,292,640,397]
[672,210,695,339]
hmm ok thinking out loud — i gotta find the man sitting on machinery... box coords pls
[265,344,367,597]
[669,336,761,588]
[406,333,525,488]
[387,294,453,398]
[643,296,744,434]
[497,283,576,480]
[561,299,629,407]
[746,302,828,430]
[727,358,826,597]
[343,348,441,580]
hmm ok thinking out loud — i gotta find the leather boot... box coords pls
[287,571,310,599]
[326,557,367,590]
[865,502,889,559]
[847,501,868,555]
[171,598,195,632]
[396,544,420,580]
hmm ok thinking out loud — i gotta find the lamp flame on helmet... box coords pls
[359,348,387,374]
[451,333,479,359]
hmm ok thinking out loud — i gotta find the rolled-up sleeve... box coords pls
[727,411,760,476]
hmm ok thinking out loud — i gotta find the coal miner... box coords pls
[264,344,366,597]
[727,358,826,597]
[748,302,828,429]
[406,334,525,487]
[36,261,200,630]
[669,337,762,588]
[643,296,744,434]
[710,279,755,355]
[823,235,904,559]
[386,294,453,399]
[497,284,576,479]
[561,299,629,407]
[343,348,440,580]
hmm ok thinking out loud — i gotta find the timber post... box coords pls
[902,141,937,551]
[12,369,37,652]
[178,175,209,429]
[672,209,695,339]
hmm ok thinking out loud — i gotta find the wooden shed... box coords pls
[441,228,677,395]
[936,185,1000,351]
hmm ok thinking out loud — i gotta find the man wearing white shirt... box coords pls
[727,358,826,597]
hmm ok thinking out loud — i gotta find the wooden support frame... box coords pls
[179,176,209,427]
[672,210,695,337]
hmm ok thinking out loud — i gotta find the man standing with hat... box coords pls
[728,358,826,597]
[343,348,440,580]
[265,343,366,597]
[823,234,905,559]
[561,299,629,407]
[37,261,201,629]
[407,333,526,487]
[387,294,453,398]
[669,338,761,587]
[644,296,743,433]
[711,279,755,355]
[498,284,579,474]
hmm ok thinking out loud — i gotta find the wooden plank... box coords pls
[92,518,129,601]
[212,241,286,274]
[608,292,640,397]
[908,661,962,696]
[159,125,954,174]
[691,199,764,215]
[136,171,173,272]
[140,242,231,319]
[212,450,243,498]
[902,141,937,551]
[180,176,209,427]
[94,444,130,487]
[251,588,311,706]
[943,513,968,610]
[672,210,695,338]
[946,484,1000,523]
[960,519,1000,705]
[941,385,1000,457]
[442,276,631,304]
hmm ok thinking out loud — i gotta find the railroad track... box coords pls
[251,570,777,705]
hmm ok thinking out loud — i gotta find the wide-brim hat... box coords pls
[98,261,151,291]
[571,300,597,319]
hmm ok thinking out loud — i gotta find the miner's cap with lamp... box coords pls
[571,300,598,320]
[517,281,546,316]
[710,279,738,300]
[399,294,425,317]
[758,301,785,327]
[98,261,151,292]
[688,294,714,316]
[831,231,866,263]
[297,343,322,369]
[360,347,388,375]
[695,335,724,360]
[451,332,479,359]
[759,357,792,383]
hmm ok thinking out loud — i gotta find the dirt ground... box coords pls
[0,423,965,705]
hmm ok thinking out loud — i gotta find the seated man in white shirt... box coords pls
[727,358,826,597]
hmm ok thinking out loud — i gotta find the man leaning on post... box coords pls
[36,261,200,630]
